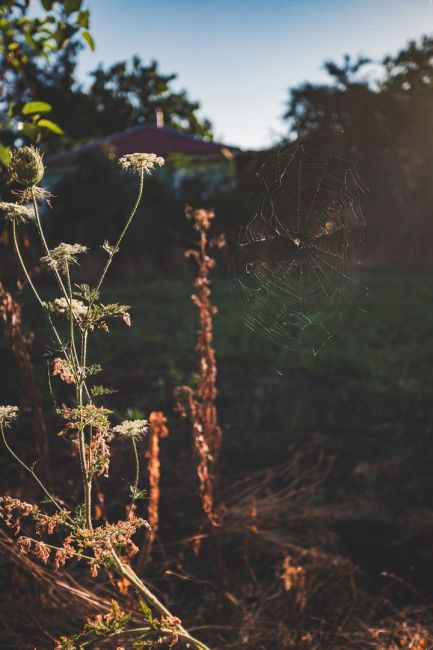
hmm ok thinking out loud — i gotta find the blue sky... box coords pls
[77,0,433,149]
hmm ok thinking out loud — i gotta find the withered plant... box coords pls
[0,278,49,467]
[138,410,169,567]
[0,147,211,650]
[175,206,225,523]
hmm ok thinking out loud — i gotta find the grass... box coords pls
[2,266,433,647]
[80,267,433,440]
[2,267,433,590]
[6,266,433,449]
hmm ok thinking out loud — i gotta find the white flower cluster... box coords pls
[113,419,149,440]
[0,201,34,224]
[52,297,88,318]
[41,243,88,271]
[118,153,165,175]
[0,405,19,427]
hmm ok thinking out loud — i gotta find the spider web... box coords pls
[230,144,366,355]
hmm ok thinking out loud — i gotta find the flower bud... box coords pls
[9,146,44,187]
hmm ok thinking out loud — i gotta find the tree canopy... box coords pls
[284,36,433,264]
[0,0,94,162]
[26,51,213,148]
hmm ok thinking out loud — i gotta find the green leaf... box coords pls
[76,9,89,28]
[64,0,82,14]
[0,142,10,167]
[53,24,66,47]
[40,0,54,9]
[139,601,154,621]
[82,30,94,51]
[38,118,64,134]
[22,122,39,141]
[22,101,52,115]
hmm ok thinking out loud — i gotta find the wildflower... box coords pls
[9,145,44,187]
[118,152,165,175]
[35,509,70,536]
[49,297,88,319]
[83,302,131,332]
[0,405,19,428]
[0,496,37,531]
[13,185,54,205]
[41,243,88,272]
[16,536,32,554]
[60,405,112,434]
[84,600,133,635]
[113,419,148,440]
[34,540,50,564]
[0,201,34,224]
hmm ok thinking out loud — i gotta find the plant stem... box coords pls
[76,328,93,529]
[75,372,92,530]
[110,549,211,650]
[23,537,94,562]
[76,419,93,530]
[94,168,144,297]
[12,221,65,355]
[64,263,81,378]
[127,437,140,518]
[31,189,70,304]
[0,423,66,516]
[81,625,210,649]
[26,195,91,399]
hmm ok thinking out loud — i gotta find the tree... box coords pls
[284,54,390,159]
[284,36,433,264]
[0,0,94,163]
[27,53,213,148]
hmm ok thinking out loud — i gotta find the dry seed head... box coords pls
[0,201,34,224]
[41,243,88,271]
[9,146,45,187]
[0,405,19,427]
[51,297,89,318]
[118,152,165,175]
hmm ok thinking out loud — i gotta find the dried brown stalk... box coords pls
[138,410,169,567]
[0,279,49,466]
[175,206,225,523]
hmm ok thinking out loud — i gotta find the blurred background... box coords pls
[2,1,433,648]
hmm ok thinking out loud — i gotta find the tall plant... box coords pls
[175,207,225,523]
[0,146,211,650]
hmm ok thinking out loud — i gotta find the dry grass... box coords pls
[0,279,48,467]
[0,529,115,649]
[1,449,433,649]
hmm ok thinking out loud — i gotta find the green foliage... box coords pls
[90,385,118,398]
[28,53,213,147]
[0,0,93,70]
[21,101,52,115]
[42,148,236,276]
[36,117,64,133]
[284,35,433,264]
[0,0,93,160]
